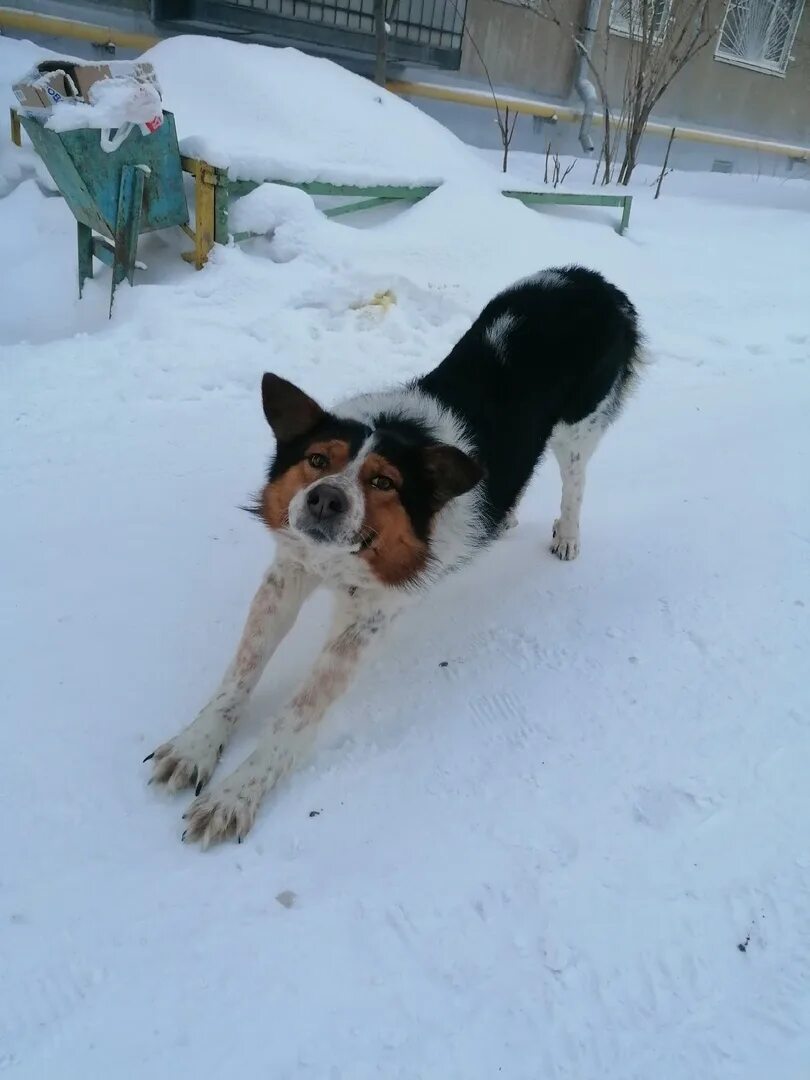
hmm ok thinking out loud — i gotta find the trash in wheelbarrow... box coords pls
[13,60,163,152]
[12,58,188,315]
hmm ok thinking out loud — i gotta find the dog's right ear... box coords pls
[261,373,326,443]
[423,443,484,507]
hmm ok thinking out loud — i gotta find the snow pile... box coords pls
[143,35,487,186]
[229,181,322,236]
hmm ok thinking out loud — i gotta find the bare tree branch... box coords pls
[615,0,717,183]
[442,0,521,172]
[449,0,716,187]
[655,125,676,197]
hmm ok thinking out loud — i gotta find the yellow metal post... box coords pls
[195,162,216,269]
[10,108,21,148]
[181,157,217,270]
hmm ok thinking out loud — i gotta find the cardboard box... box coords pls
[13,60,161,115]
[70,60,161,102]
[12,69,69,111]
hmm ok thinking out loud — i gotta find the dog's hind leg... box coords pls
[146,560,315,794]
[548,409,610,561]
[181,591,399,847]
[502,476,533,534]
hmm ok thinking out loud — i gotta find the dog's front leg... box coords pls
[181,593,395,847]
[146,560,315,793]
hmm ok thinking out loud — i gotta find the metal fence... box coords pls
[154,0,467,68]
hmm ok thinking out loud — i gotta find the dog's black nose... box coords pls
[307,483,348,520]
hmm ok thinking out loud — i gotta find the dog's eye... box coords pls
[370,475,394,491]
[308,453,329,469]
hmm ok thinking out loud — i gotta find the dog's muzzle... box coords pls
[299,482,350,543]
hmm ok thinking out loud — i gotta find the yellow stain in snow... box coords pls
[351,289,397,313]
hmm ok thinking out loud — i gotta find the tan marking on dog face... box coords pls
[357,452,428,587]
[261,439,353,531]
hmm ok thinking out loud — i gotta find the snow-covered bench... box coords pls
[179,158,632,270]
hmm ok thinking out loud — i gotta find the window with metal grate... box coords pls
[715,0,805,75]
[608,0,672,39]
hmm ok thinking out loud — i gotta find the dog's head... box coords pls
[256,373,483,586]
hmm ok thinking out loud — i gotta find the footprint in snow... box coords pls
[632,784,720,830]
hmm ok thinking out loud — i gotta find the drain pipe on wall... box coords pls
[574,0,602,152]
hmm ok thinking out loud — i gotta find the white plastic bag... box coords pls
[46,75,164,152]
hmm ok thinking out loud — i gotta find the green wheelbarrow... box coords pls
[19,109,189,315]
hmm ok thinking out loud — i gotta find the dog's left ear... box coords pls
[261,373,326,443]
[423,444,484,507]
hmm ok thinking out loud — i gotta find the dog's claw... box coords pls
[143,752,154,762]
[146,723,227,795]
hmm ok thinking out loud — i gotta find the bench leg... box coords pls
[214,168,230,246]
[10,107,22,148]
[180,158,219,268]
[77,221,93,299]
[619,197,632,235]
[192,161,216,269]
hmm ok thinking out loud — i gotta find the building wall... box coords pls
[460,0,579,97]
[461,0,810,145]
[600,0,810,144]
[408,91,809,176]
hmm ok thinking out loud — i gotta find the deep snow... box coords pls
[1,32,810,1080]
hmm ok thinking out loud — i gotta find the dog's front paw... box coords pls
[145,708,232,794]
[181,762,270,848]
[550,519,580,561]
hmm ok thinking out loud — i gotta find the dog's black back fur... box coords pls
[417,266,641,527]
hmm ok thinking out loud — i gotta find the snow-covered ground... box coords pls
[2,33,810,1080]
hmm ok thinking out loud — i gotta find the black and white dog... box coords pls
[147,266,642,846]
